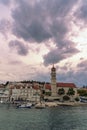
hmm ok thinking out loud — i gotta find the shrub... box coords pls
[75,97,79,102]
[77,89,87,96]
[63,95,70,101]
[45,92,51,96]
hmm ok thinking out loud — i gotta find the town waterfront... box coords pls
[0,104,87,130]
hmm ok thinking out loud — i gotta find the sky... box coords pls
[0,0,87,87]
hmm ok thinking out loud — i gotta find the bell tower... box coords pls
[51,65,57,96]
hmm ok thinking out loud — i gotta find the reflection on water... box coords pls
[0,104,87,130]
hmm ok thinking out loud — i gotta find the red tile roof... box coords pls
[45,84,51,90]
[9,82,76,90]
[16,86,21,89]
[45,82,76,90]
[57,83,76,88]
[9,85,21,89]
[33,85,39,90]
[9,86,14,89]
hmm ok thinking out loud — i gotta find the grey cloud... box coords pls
[74,71,87,87]
[40,0,78,19]
[9,60,23,65]
[59,66,68,71]
[9,40,28,56]
[77,60,87,71]
[32,65,87,87]
[43,40,79,66]
[27,21,51,43]
[50,20,68,43]
[0,19,11,38]
[11,0,79,64]
[32,72,50,82]
[56,69,87,87]
[55,59,87,87]
[75,0,87,23]
[57,71,74,83]
[0,0,10,5]
[43,49,65,66]
[12,0,52,42]
[11,0,78,43]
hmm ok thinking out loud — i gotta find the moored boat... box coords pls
[17,103,32,108]
[80,97,87,103]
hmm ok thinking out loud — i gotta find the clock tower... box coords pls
[51,65,57,96]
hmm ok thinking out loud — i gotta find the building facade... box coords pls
[7,82,41,102]
[51,65,57,96]
[44,65,78,101]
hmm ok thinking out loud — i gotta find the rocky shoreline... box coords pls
[1,101,87,109]
[44,102,87,107]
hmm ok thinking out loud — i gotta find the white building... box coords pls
[7,82,41,102]
[0,84,9,103]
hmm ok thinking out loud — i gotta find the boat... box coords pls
[17,103,32,108]
[80,97,87,103]
[0,100,4,103]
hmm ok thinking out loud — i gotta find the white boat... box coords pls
[0,100,4,103]
[17,103,32,108]
[80,97,87,103]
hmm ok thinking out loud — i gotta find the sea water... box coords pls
[0,104,87,130]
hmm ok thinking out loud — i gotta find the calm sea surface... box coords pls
[0,104,87,130]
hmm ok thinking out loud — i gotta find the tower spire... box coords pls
[51,65,57,96]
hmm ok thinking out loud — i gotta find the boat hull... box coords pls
[17,103,32,108]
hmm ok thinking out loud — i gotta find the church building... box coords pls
[44,65,78,101]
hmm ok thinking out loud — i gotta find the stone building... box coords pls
[6,82,41,102]
[44,65,78,101]
[51,65,57,97]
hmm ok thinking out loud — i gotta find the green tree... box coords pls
[58,88,65,95]
[45,92,51,96]
[77,89,87,96]
[67,88,75,96]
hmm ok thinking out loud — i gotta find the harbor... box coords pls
[0,102,87,130]
[0,65,87,109]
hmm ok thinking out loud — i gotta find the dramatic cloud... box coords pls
[26,20,52,42]
[11,0,79,65]
[9,40,29,56]
[44,41,79,65]
[11,0,78,42]
[12,0,52,42]
[44,49,65,65]
[0,0,87,87]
